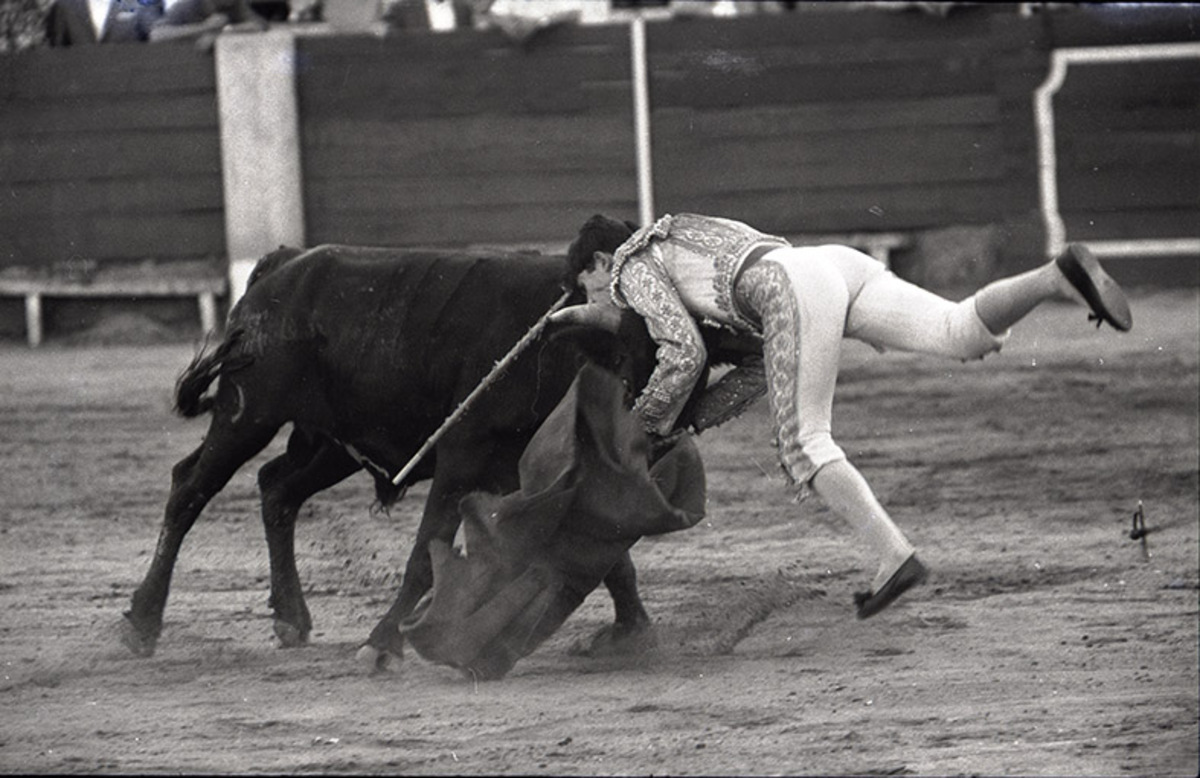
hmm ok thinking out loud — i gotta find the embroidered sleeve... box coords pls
[610,214,672,308]
[619,256,706,437]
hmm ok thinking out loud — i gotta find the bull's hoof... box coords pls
[355,643,402,674]
[118,613,159,658]
[572,622,658,658]
[272,619,309,649]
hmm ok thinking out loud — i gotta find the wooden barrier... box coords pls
[470,230,911,269]
[1,5,1196,347]
[0,277,225,347]
[787,232,911,267]
[0,44,225,272]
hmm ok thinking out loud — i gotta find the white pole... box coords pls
[1033,51,1068,258]
[630,15,655,227]
[1033,42,1200,259]
[25,292,42,348]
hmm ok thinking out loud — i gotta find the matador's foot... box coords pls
[1055,244,1132,332]
[854,553,929,619]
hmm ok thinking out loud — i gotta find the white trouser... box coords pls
[735,245,1005,485]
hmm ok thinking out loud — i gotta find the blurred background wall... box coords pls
[1,2,1196,341]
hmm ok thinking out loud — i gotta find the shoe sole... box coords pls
[854,554,929,620]
[1055,244,1133,332]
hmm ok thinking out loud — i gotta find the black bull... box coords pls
[120,244,759,668]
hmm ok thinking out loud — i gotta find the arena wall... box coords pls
[0,4,1196,341]
[0,42,224,271]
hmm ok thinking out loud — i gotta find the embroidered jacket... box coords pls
[610,213,788,436]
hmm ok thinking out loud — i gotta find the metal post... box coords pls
[25,292,42,348]
[630,15,655,227]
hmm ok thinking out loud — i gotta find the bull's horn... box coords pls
[549,303,622,333]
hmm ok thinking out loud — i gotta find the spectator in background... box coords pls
[287,0,321,22]
[45,0,159,45]
[380,0,468,32]
[249,1,290,21]
[147,0,269,49]
[45,0,270,48]
[470,0,580,45]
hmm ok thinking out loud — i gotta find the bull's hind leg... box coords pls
[258,434,362,648]
[121,418,279,657]
[583,551,658,656]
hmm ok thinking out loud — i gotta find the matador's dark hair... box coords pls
[563,214,639,290]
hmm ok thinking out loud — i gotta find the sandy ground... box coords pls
[0,289,1196,776]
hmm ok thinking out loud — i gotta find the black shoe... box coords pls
[1055,244,1132,332]
[854,554,929,620]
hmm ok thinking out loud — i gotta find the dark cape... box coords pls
[399,364,706,679]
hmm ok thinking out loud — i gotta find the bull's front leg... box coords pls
[355,468,475,672]
[356,436,518,673]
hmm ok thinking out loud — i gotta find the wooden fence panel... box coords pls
[0,43,223,271]
[297,24,640,247]
[646,11,1010,235]
[1,5,1195,286]
[1045,4,1200,48]
[1053,56,1199,244]
[985,13,1052,269]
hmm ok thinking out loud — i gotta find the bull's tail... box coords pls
[174,246,305,418]
[174,329,253,418]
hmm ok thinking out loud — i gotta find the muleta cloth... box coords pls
[398,363,707,680]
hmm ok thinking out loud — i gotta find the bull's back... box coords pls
[232,245,573,436]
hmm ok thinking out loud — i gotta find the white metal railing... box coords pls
[1034,42,1200,259]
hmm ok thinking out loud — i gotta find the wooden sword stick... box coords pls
[391,289,573,487]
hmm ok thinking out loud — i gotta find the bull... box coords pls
[120,243,760,670]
